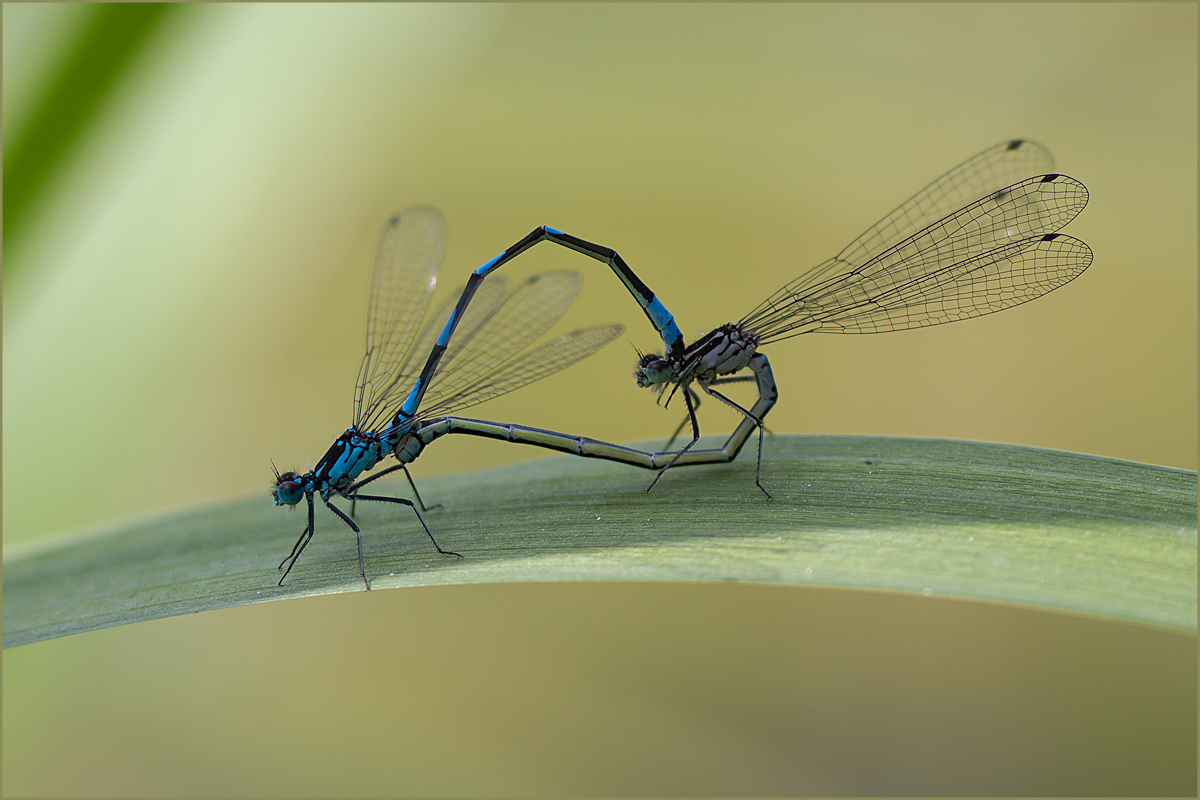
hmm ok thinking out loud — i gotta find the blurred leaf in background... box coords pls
[4,4,183,262]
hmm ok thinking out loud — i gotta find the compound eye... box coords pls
[272,474,304,506]
[635,355,672,387]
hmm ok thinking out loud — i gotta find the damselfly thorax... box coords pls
[311,428,394,494]
[679,324,761,383]
[273,427,396,506]
[634,325,762,390]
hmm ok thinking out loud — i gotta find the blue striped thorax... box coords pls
[272,411,421,508]
[312,428,389,493]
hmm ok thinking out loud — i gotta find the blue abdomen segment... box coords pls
[469,225,685,358]
[475,252,504,275]
[399,382,424,420]
[646,297,684,353]
[396,276,475,420]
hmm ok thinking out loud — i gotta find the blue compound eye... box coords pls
[635,355,672,387]
[272,473,304,506]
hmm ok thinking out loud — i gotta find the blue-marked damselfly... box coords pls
[271,209,629,588]
[462,140,1093,495]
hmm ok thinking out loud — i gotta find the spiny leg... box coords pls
[278,493,317,585]
[349,461,406,491]
[664,387,702,451]
[708,375,773,435]
[401,466,443,512]
[278,528,315,585]
[323,496,372,590]
[348,463,444,513]
[708,375,756,387]
[662,374,764,451]
[703,385,771,499]
[277,522,311,571]
[663,417,687,452]
[347,467,387,517]
[647,387,702,491]
[350,493,463,559]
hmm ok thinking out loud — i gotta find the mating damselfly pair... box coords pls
[272,139,1092,588]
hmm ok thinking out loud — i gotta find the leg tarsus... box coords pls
[351,493,462,559]
[704,385,771,499]
[278,493,317,586]
[323,497,371,590]
[663,415,688,452]
[753,421,771,499]
[278,522,311,571]
[356,528,369,590]
[663,387,702,451]
[648,387,701,491]
[402,466,443,512]
[347,464,444,512]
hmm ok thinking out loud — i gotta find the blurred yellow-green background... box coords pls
[4,3,1195,794]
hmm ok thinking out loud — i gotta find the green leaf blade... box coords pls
[4,435,1195,648]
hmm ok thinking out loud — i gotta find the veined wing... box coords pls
[752,233,1092,342]
[781,139,1056,299]
[743,174,1089,341]
[417,271,584,411]
[356,277,509,432]
[397,277,510,389]
[353,209,444,425]
[416,325,625,419]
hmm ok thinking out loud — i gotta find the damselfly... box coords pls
[271,209,627,588]
[457,140,1093,495]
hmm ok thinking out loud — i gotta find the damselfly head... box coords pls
[635,354,672,388]
[272,472,304,506]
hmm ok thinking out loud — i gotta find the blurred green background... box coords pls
[3,3,1195,794]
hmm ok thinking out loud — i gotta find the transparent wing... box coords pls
[416,325,625,419]
[417,271,584,411]
[742,174,1089,341]
[781,139,1056,298]
[352,209,444,425]
[757,234,1092,341]
[356,277,509,432]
